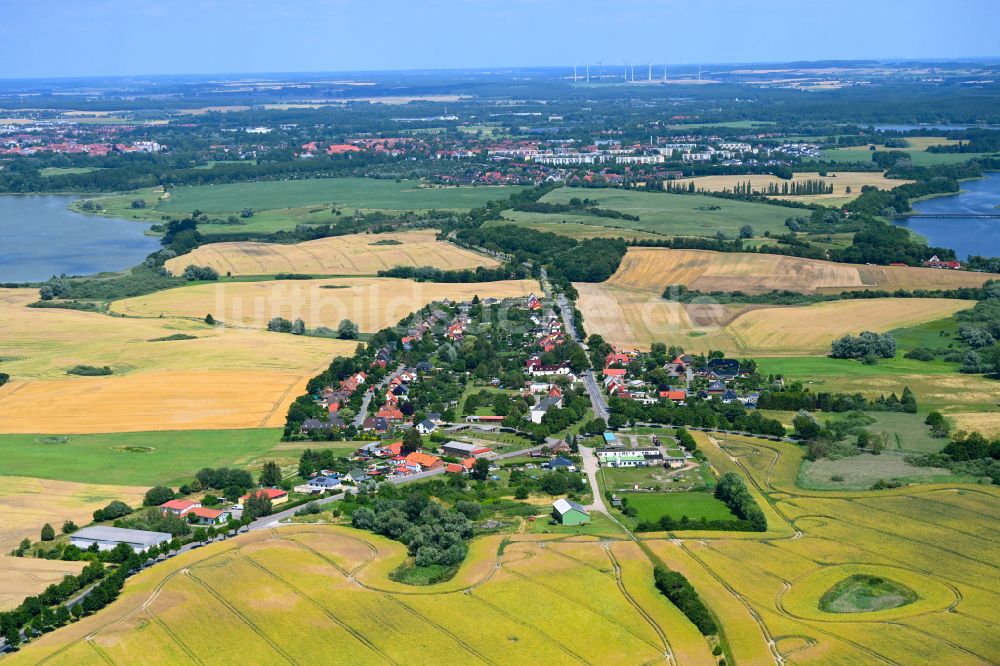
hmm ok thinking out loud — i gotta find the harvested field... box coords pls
[724,298,970,355]
[0,557,85,611]
[670,171,911,206]
[0,287,354,433]
[0,475,145,554]
[948,412,1000,438]
[164,230,497,277]
[0,370,316,434]
[110,277,538,332]
[10,525,687,665]
[0,288,355,381]
[606,247,993,295]
[575,278,970,353]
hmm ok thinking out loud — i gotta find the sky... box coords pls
[2,0,999,79]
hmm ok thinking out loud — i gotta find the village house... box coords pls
[240,488,289,506]
[530,394,564,424]
[188,507,230,525]
[160,499,200,517]
[404,451,444,471]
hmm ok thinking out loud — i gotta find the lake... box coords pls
[874,124,1000,132]
[0,195,160,283]
[893,172,1000,260]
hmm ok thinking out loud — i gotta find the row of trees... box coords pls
[713,472,767,531]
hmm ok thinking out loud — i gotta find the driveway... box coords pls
[578,445,608,514]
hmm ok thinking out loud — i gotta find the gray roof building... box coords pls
[69,526,172,553]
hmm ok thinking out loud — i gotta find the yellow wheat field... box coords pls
[671,171,912,205]
[0,557,85,612]
[10,526,691,666]
[0,288,356,432]
[164,230,498,276]
[110,277,538,332]
[575,280,971,353]
[0,476,146,554]
[0,370,319,433]
[607,247,994,295]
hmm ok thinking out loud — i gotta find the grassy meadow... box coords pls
[76,179,529,236]
[157,178,527,215]
[504,188,792,238]
[821,137,997,166]
[0,429,280,486]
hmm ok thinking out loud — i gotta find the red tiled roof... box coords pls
[161,499,198,511]
[189,507,225,519]
[241,488,287,501]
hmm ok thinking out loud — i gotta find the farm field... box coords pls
[0,475,146,554]
[0,287,354,433]
[0,429,280,486]
[625,492,735,523]
[756,355,1000,410]
[501,188,792,238]
[604,247,995,295]
[110,277,538,332]
[164,230,497,276]
[575,279,970,353]
[9,525,703,666]
[0,557,86,612]
[669,171,911,207]
[821,138,996,166]
[156,178,528,215]
[640,432,1000,665]
[0,370,320,434]
[490,215,665,240]
[0,288,355,381]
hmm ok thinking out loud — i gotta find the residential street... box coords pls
[353,364,404,427]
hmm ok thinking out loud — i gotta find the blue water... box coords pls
[874,124,1000,132]
[892,172,1000,260]
[0,195,160,282]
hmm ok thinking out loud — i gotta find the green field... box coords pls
[798,451,965,490]
[0,429,280,486]
[503,188,791,238]
[157,178,528,215]
[625,491,735,523]
[821,146,996,166]
[487,216,664,240]
[39,166,98,177]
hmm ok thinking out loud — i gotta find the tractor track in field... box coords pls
[383,594,498,665]
[235,550,395,665]
[186,568,299,664]
[604,544,676,666]
[465,589,590,665]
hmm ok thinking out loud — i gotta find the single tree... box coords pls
[470,457,492,481]
[62,520,78,534]
[205,313,216,325]
[337,319,359,340]
[143,485,175,507]
[259,461,282,487]
[40,523,55,541]
[401,428,423,455]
